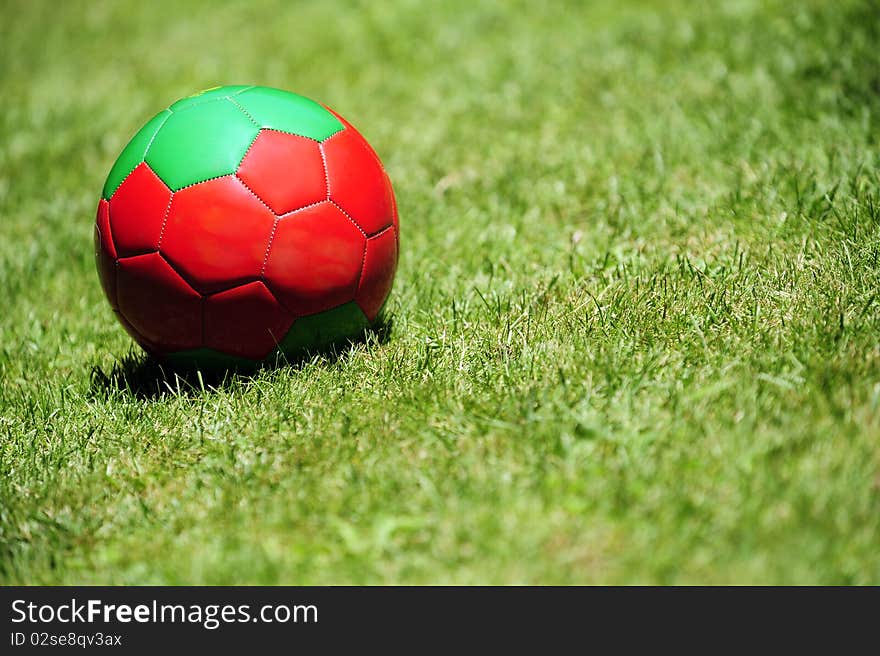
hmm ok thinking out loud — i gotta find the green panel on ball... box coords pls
[145,99,260,190]
[164,347,259,372]
[275,302,371,358]
[169,85,253,111]
[233,87,344,142]
[102,109,171,199]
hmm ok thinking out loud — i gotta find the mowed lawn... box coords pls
[1,0,879,584]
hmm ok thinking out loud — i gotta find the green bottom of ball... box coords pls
[162,301,379,372]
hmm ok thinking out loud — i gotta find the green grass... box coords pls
[1,0,879,584]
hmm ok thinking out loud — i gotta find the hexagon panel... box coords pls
[146,99,260,191]
[160,175,276,294]
[322,127,395,235]
[233,87,343,141]
[203,281,293,360]
[263,202,365,316]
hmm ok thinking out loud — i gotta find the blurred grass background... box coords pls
[1,0,879,583]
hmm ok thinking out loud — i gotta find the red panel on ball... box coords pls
[95,199,117,308]
[116,252,202,352]
[95,198,116,259]
[160,175,275,294]
[108,162,172,256]
[203,281,293,360]
[114,309,160,356]
[322,123,394,235]
[356,226,398,321]
[237,130,327,215]
[263,202,365,316]
[386,171,400,244]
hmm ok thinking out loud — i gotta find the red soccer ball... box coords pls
[94,86,399,368]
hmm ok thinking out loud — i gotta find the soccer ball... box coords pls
[94,86,399,368]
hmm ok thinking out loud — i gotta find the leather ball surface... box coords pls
[95,86,399,367]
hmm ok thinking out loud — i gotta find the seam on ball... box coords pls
[236,127,263,172]
[172,172,236,193]
[260,216,280,277]
[278,199,329,218]
[155,194,175,249]
[328,200,367,237]
[234,173,275,214]
[318,141,331,199]
[204,277,263,296]
[355,238,368,292]
[157,251,205,298]
[227,96,262,128]
[319,126,346,144]
[143,110,173,161]
[260,126,343,144]
[367,223,395,240]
